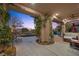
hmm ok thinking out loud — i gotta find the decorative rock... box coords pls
[36,39,54,45]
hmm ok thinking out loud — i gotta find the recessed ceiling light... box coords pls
[55,13,59,16]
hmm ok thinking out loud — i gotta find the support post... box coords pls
[37,16,54,45]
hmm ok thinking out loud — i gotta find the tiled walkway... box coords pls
[14,36,79,56]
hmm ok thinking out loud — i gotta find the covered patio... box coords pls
[0,3,79,56]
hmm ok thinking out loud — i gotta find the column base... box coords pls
[36,39,54,45]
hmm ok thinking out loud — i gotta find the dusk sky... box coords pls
[8,10,35,29]
[8,10,58,29]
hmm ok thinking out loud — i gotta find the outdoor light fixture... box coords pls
[63,18,71,24]
[51,13,59,19]
[53,16,57,18]
[52,15,58,19]
[63,19,68,24]
[31,3,35,5]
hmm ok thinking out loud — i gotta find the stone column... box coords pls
[38,16,54,45]
[61,19,67,37]
[61,23,66,37]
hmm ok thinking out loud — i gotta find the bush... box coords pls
[0,5,13,46]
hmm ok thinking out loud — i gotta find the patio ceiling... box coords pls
[9,3,79,19]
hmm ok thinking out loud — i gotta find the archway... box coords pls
[0,3,54,46]
[7,9,41,45]
[52,18,64,42]
[10,4,54,45]
[52,19,62,36]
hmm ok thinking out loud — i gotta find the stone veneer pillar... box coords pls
[37,16,54,45]
[61,23,66,38]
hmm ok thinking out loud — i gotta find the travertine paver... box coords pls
[14,36,79,56]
